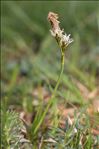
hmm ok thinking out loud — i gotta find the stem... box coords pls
[33,52,65,135]
[51,54,64,99]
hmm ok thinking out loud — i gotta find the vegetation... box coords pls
[1,1,99,149]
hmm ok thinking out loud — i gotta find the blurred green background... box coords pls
[1,1,99,109]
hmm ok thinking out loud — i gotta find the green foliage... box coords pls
[1,111,22,148]
[1,110,98,149]
[42,112,98,149]
[1,110,32,149]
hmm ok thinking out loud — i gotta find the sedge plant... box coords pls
[30,12,73,139]
[47,12,73,100]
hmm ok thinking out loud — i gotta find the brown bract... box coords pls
[47,12,60,31]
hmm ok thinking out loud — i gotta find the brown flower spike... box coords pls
[48,12,73,50]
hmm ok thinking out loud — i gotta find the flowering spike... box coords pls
[48,12,73,50]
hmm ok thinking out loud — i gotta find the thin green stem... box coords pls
[32,52,65,136]
[51,56,64,99]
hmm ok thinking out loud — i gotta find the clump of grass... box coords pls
[42,112,98,149]
[1,110,32,149]
[1,109,98,148]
